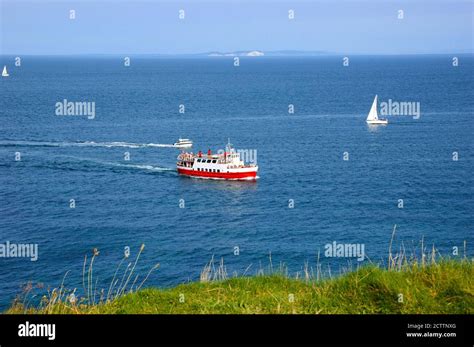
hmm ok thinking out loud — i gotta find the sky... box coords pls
[1,0,473,55]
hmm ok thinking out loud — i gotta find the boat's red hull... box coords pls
[177,168,257,180]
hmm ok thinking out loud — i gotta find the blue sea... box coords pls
[0,55,473,310]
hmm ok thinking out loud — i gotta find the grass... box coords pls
[7,260,473,314]
[6,227,474,314]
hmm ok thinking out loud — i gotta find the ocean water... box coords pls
[0,55,473,310]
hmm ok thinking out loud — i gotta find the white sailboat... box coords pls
[2,65,9,77]
[366,95,388,125]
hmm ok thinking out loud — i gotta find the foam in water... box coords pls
[0,140,176,148]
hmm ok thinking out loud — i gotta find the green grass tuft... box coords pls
[7,260,473,314]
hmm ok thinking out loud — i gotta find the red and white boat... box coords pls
[177,141,258,180]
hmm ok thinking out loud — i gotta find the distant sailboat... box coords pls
[366,95,388,125]
[2,65,9,77]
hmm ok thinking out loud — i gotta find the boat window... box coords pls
[207,160,211,163]
[197,159,201,162]
[212,160,217,163]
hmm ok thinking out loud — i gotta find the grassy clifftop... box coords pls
[8,260,473,314]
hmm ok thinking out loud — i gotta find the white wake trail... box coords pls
[46,155,176,173]
[0,140,177,149]
[109,162,175,172]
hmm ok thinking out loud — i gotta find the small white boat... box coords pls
[2,66,9,77]
[174,138,193,148]
[366,95,388,125]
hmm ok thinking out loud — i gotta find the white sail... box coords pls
[2,66,9,77]
[366,95,378,121]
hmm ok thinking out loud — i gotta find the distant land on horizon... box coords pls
[203,50,331,57]
[1,50,473,57]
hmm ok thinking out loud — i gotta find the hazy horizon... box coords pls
[1,0,472,55]
[1,51,473,57]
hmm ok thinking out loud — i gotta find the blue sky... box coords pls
[1,0,473,55]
